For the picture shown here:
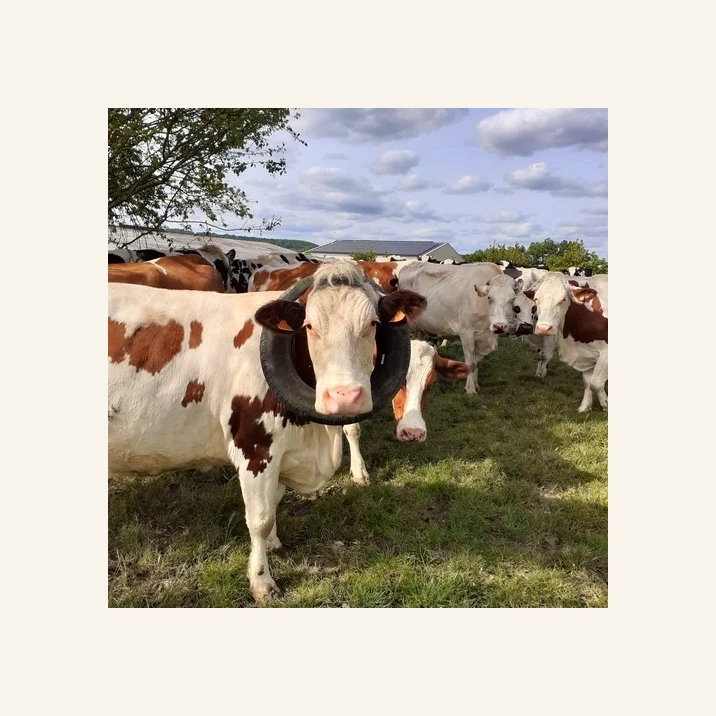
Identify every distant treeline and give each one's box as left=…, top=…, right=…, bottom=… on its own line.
left=462, top=239, right=608, bottom=273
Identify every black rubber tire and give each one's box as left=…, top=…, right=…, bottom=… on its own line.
left=259, top=277, right=411, bottom=426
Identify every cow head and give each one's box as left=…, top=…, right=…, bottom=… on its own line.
left=392, top=341, right=469, bottom=442
left=513, top=291, right=538, bottom=335
left=475, top=275, right=524, bottom=334
left=256, top=262, right=427, bottom=418
left=526, top=273, right=599, bottom=335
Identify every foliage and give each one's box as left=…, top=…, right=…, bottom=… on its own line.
left=109, top=339, right=607, bottom=608
left=463, top=239, right=607, bottom=273
left=226, top=236, right=317, bottom=252
left=351, top=250, right=377, bottom=261
left=108, top=108, right=304, bottom=246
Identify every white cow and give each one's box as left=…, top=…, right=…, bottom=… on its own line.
left=397, top=262, right=502, bottom=393
left=527, top=272, right=608, bottom=411
left=475, top=273, right=524, bottom=335
left=108, top=262, right=426, bottom=601
left=342, top=341, right=469, bottom=482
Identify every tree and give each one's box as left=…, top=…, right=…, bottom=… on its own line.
left=351, top=250, right=377, bottom=261
left=108, top=108, right=303, bottom=247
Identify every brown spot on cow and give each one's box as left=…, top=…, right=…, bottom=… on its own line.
left=233, top=319, right=255, bottom=348
left=563, top=302, right=608, bottom=343
left=108, top=318, right=127, bottom=363
left=256, top=262, right=320, bottom=292
left=358, top=261, right=399, bottom=293
left=392, top=384, right=408, bottom=421
left=181, top=380, right=205, bottom=407
left=126, top=320, right=185, bottom=374
left=229, top=389, right=310, bottom=477
left=189, top=321, right=203, bottom=348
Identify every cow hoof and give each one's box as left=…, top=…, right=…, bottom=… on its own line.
left=350, top=471, right=370, bottom=486
left=465, top=386, right=477, bottom=395
left=252, top=578, right=282, bottom=602
left=577, top=405, right=591, bottom=413
left=267, top=534, right=283, bottom=551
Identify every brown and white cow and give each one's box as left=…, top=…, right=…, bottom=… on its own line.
left=526, top=272, right=608, bottom=411
left=108, top=262, right=426, bottom=601
left=108, top=245, right=237, bottom=292
left=397, top=261, right=503, bottom=393
left=108, top=253, right=226, bottom=292
left=248, top=262, right=469, bottom=481
left=343, top=341, right=469, bottom=483
left=249, top=259, right=405, bottom=295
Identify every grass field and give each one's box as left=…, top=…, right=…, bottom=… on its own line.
left=108, top=337, right=608, bottom=608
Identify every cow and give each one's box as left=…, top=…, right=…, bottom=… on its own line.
left=525, top=272, right=608, bottom=411
left=512, top=291, right=558, bottom=378
left=247, top=262, right=469, bottom=481
left=108, top=245, right=237, bottom=292
left=396, top=262, right=503, bottom=393
left=343, top=340, right=470, bottom=483
left=108, top=253, right=226, bottom=292
left=230, top=251, right=323, bottom=293
left=250, top=259, right=409, bottom=295
left=108, top=261, right=427, bottom=601
left=562, top=266, right=594, bottom=277
left=474, top=273, right=525, bottom=335
left=497, top=261, right=547, bottom=288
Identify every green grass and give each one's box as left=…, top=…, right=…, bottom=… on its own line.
left=108, top=338, right=607, bottom=608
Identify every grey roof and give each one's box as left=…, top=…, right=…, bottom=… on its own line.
left=309, top=240, right=443, bottom=257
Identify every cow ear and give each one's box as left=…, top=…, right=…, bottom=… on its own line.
left=225, top=249, right=236, bottom=262
left=475, top=284, right=489, bottom=297
left=571, top=287, right=597, bottom=304
left=433, top=354, right=471, bottom=380
left=377, top=289, right=427, bottom=326
left=254, top=300, right=306, bottom=334
left=514, top=278, right=524, bottom=294
left=523, top=289, right=536, bottom=300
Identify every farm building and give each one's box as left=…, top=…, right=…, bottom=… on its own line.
left=308, top=240, right=463, bottom=262
left=108, top=224, right=295, bottom=260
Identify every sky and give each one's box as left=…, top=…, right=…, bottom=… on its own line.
left=223, top=109, right=608, bottom=258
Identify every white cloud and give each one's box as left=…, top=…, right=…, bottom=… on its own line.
left=478, top=108, right=608, bottom=156
left=475, top=210, right=532, bottom=224
left=370, top=149, right=420, bottom=175
left=443, top=175, right=493, bottom=195
left=554, top=214, right=608, bottom=239
left=268, top=166, right=447, bottom=224
left=504, top=162, right=607, bottom=198
left=395, top=173, right=443, bottom=191
left=580, top=205, right=608, bottom=215
left=295, top=108, right=468, bottom=144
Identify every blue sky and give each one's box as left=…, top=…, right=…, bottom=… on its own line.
left=231, top=109, right=607, bottom=258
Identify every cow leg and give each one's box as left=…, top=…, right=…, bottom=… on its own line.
left=439, top=339, right=448, bottom=348
left=238, top=465, right=283, bottom=602
left=267, top=483, right=286, bottom=551
left=460, top=333, right=478, bottom=394
left=577, top=369, right=595, bottom=413
left=343, top=423, right=370, bottom=485
left=536, top=335, right=557, bottom=378
left=590, top=350, right=608, bottom=412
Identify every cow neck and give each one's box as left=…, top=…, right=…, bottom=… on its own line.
left=563, top=302, right=608, bottom=343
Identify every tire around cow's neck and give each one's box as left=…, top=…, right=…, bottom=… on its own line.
left=259, top=276, right=411, bottom=426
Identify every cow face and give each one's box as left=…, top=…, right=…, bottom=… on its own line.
left=256, top=263, right=426, bottom=417
left=527, top=273, right=598, bottom=335
left=513, top=291, right=537, bottom=335
left=393, top=342, right=469, bottom=442
left=475, top=275, right=524, bottom=334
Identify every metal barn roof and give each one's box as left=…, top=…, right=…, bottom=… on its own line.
left=309, top=240, right=444, bottom=257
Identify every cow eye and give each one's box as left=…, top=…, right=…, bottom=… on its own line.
left=514, top=306, right=521, bottom=313
left=304, top=323, right=313, bottom=331
left=370, top=320, right=377, bottom=327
